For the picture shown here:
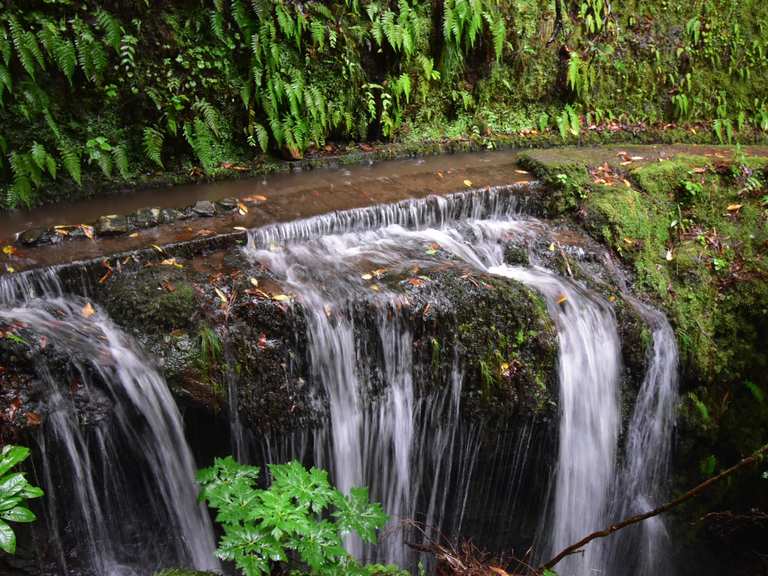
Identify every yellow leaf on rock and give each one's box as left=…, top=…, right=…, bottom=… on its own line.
left=463, top=179, right=472, bottom=187
left=80, top=224, right=94, bottom=239
left=150, top=244, right=165, bottom=254
left=726, top=203, right=743, bottom=212
left=237, top=202, right=249, bottom=215
left=161, top=258, right=183, bottom=269
left=214, top=287, right=228, bottom=304
left=81, top=302, right=95, bottom=318
left=556, top=294, right=567, bottom=305
left=272, top=294, right=291, bottom=302
left=2, top=245, right=16, bottom=256
left=249, top=277, right=259, bottom=287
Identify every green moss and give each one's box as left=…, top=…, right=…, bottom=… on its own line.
left=152, top=283, right=197, bottom=330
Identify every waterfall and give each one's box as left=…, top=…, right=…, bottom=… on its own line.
left=489, top=266, right=621, bottom=575
left=244, top=194, right=625, bottom=572
left=609, top=302, right=679, bottom=576
left=0, top=185, right=679, bottom=575
left=0, top=276, right=218, bottom=575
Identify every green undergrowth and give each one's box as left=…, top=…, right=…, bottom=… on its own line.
left=521, top=147, right=768, bottom=483
left=2, top=0, right=768, bottom=209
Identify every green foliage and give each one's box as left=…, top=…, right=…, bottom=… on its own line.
left=0, top=445, right=44, bottom=555
left=143, top=127, right=165, bottom=168
left=1, top=1, right=768, bottom=206
left=197, top=325, right=223, bottom=381
left=198, top=458, right=396, bottom=576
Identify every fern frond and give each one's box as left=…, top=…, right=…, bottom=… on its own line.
left=0, top=64, right=12, bottom=95
left=184, top=118, right=216, bottom=173
left=95, top=9, right=122, bottom=51
left=491, top=17, right=505, bottom=61
left=0, top=25, right=11, bottom=66
left=254, top=122, right=269, bottom=152
left=96, top=153, right=112, bottom=178
left=231, top=0, right=252, bottom=31
left=567, top=53, right=582, bottom=92
left=24, top=30, right=46, bottom=70
left=112, top=143, right=130, bottom=179
left=53, top=38, right=77, bottom=82
left=311, top=3, right=334, bottom=21
left=193, top=99, right=222, bottom=138
left=210, top=10, right=227, bottom=43
left=310, top=21, right=325, bottom=49
left=58, top=140, right=81, bottom=185
left=8, top=16, right=38, bottom=79
left=30, top=142, right=48, bottom=171
left=143, top=126, right=165, bottom=168
left=89, top=42, right=108, bottom=77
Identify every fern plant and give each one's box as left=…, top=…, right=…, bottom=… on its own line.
left=198, top=457, right=395, bottom=576
left=143, top=126, right=165, bottom=168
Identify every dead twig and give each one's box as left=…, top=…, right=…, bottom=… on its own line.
left=540, top=442, right=768, bottom=572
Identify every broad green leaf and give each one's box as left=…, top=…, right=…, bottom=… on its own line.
left=1, top=506, right=36, bottom=523
left=0, top=520, right=15, bottom=554
left=0, top=446, right=29, bottom=477
left=0, top=474, right=27, bottom=498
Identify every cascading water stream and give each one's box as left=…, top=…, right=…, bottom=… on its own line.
left=488, top=266, right=621, bottom=575
left=243, top=191, right=627, bottom=572
left=608, top=300, right=679, bottom=576
left=0, top=185, right=679, bottom=575
left=0, top=275, right=219, bottom=575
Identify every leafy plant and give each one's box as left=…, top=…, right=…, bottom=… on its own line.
left=198, top=457, right=394, bottom=576
left=0, top=445, right=44, bottom=555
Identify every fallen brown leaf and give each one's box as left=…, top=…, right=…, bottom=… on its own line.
left=81, top=302, right=96, bottom=318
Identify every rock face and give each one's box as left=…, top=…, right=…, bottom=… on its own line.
left=0, top=236, right=567, bottom=441
left=88, top=245, right=559, bottom=434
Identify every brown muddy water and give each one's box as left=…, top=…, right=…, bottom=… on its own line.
left=0, top=149, right=533, bottom=271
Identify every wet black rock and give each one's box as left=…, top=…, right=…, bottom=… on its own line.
left=96, top=214, right=130, bottom=236
left=160, top=208, right=182, bottom=224
left=17, top=228, right=52, bottom=247
left=134, top=207, right=161, bottom=228
left=216, top=197, right=239, bottom=212
left=192, top=200, right=216, bottom=217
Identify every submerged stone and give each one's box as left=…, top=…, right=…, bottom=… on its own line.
left=134, top=207, right=162, bottom=228
left=96, top=214, right=130, bottom=236
left=160, top=208, right=183, bottom=224
left=17, top=227, right=52, bottom=246
left=192, top=200, right=216, bottom=217
left=215, top=197, right=239, bottom=211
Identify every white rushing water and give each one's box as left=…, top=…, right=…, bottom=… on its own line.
left=0, top=276, right=218, bottom=575
left=0, top=185, right=679, bottom=575
left=245, top=193, right=629, bottom=573
left=490, top=265, right=621, bottom=574
left=609, top=300, right=679, bottom=576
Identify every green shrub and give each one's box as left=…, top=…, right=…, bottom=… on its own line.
left=197, top=457, right=403, bottom=576
left=0, top=445, right=43, bottom=555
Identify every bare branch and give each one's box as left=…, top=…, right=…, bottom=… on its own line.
left=540, top=442, right=768, bottom=572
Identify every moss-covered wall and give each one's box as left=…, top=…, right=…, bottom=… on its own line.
left=519, top=145, right=768, bottom=573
